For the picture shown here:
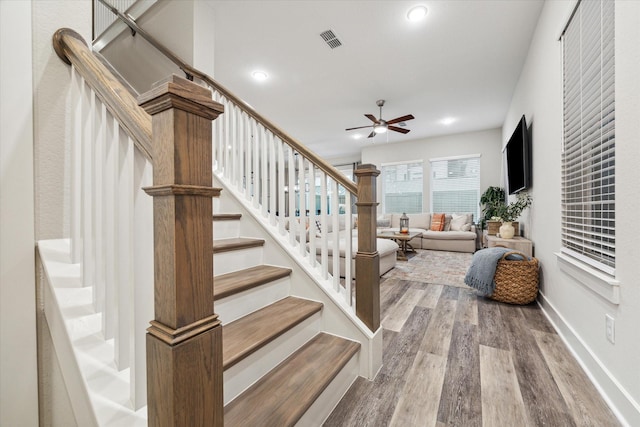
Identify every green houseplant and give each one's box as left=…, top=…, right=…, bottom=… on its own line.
left=492, top=192, right=532, bottom=238
left=479, top=186, right=506, bottom=229
left=494, top=192, right=532, bottom=223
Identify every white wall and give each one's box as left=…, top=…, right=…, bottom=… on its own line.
left=0, top=0, right=91, bottom=424
left=361, top=128, right=503, bottom=215
left=33, top=0, right=92, bottom=240
left=0, top=1, right=38, bottom=425
left=503, top=1, right=640, bottom=425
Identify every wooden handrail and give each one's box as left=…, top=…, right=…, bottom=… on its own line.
left=95, top=0, right=357, bottom=195
left=53, top=28, right=153, bottom=161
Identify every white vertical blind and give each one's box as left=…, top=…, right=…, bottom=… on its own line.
left=430, top=156, right=480, bottom=219
left=381, top=161, right=423, bottom=214
left=561, top=0, right=615, bottom=274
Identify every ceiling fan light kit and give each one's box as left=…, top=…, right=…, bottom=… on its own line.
left=346, top=99, right=414, bottom=138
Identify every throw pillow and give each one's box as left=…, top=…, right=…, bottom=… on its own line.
left=430, top=213, right=445, bottom=231
left=377, top=218, right=391, bottom=228
left=450, top=214, right=467, bottom=231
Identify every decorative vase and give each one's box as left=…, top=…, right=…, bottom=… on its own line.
left=499, top=222, right=515, bottom=239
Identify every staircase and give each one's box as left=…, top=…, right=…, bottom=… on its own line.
left=212, top=196, right=361, bottom=424
left=44, top=25, right=382, bottom=426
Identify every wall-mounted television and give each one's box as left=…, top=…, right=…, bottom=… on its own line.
left=505, top=115, right=531, bottom=195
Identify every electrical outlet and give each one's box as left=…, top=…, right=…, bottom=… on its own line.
left=606, top=314, right=615, bottom=344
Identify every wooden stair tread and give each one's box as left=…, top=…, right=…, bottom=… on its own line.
left=224, top=333, right=360, bottom=426
left=214, top=265, right=292, bottom=300
left=213, top=213, right=241, bottom=221
left=213, top=237, right=264, bottom=253
left=223, top=296, right=322, bottom=369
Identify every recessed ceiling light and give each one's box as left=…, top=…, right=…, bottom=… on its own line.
left=251, top=70, right=268, bottom=81
left=407, top=5, right=428, bottom=22
left=352, top=134, right=363, bottom=140
left=440, top=117, right=456, bottom=125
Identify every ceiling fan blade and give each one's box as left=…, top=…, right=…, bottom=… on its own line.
left=367, top=131, right=375, bottom=138
left=345, top=125, right=373, bottom=131
left=365, top=114, right=378, bottom=123
left=388, top=125, right=410, bottom=134
left=387, top=114, right=415, bottom=125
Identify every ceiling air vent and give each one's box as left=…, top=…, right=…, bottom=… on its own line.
left=320, top=29, right=342, bottom=49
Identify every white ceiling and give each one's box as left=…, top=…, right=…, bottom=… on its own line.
left=210, top=0, right=544, bottom=160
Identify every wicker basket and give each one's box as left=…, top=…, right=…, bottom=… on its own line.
left=490, top=251, right=539, bottom=304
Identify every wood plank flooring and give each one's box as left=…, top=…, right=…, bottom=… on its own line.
left=324, top=253, right=620, bottom=427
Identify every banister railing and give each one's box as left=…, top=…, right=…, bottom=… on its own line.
left=54, top=28, right=152, bottom=160
left=54, top=28, right=224, bottom=425
left=96, top=1, right=380, bottom=332
left=95, top=0, right=355, bottom=195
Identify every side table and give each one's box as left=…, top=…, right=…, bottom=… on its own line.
left=485, top=235, right=533, bottom=258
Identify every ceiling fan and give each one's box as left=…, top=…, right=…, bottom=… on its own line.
left=345, top=99, right=415, bottom=138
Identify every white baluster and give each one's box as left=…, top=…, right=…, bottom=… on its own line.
left=277, top=140, right=285, bottom=234
left=252, top=121, right=260, bottom=209
left=261, top=126, right=268, bottom=217
left=297, top=155, right=306, bottom=255
left=344, top=191, right=353, bottom=306
left=132, top=151, right=153, bottom=409
left=308, top=163, right=317, bottom=267
left=114, top=131, right=133, bottom=371
left=331, top=180, right=340, bottom=291
left=102, top=112, right=118, bottom=340
left=93, top=100, right=105, bottom=314
left=320, top=173, right=328, bottom=279
left=243, top=113, right=251, bottom=201
left=70, top=67, right=82, bottom=263
left=224, top=99, right=231, bottom=180
left=82, top=83, right=94, bottom=288
left=287, top=148, right=296, bottom=247
left=269, top=135, right=277, bottom=225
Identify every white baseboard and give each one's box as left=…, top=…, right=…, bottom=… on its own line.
left=537, top=292, right=640, bottom=427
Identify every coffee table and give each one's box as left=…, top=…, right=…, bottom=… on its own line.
left=377, top=230, right=422, bottom=261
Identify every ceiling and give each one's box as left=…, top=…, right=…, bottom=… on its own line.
left=210, top=0, right=544, bottom=160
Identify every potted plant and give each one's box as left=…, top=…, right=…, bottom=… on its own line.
left=479, top=186, right=506, bottom=231
left=494, top=192, right=532, bottom=238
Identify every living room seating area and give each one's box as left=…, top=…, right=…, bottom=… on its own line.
left=377, top=212, right=477, bottom=253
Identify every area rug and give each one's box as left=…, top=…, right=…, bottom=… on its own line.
left=382, top=249, right=473, bottom=289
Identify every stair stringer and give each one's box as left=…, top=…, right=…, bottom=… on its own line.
left=213, top=174, right=383, bottom=380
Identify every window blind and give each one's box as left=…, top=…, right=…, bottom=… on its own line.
left=561, top=0, right=615, bottom=274
left=381, top=162, right=423, bottom=214
left=430, top=156, right=480, bottom=220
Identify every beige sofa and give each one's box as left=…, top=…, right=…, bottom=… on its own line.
left=314, top=229, right=399, bottom=278
left=377, top=212, right=477, bottom=253
left=287, top=215, right=399, bottom=278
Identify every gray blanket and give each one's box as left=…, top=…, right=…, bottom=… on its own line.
left=464, top=247, right=526, bottom=296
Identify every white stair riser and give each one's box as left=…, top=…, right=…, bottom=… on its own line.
left=216, top=276, right=290, bottom=325
left=213, top=246, right=263, bottom=276
left=295, top=348, right=360, bottom=427
left=223, top=313, right=321, bottom=405
left=213, top=220, right=240, bottom=240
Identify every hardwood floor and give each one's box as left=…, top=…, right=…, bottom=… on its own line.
left=324, top=257, right=619, bottom=427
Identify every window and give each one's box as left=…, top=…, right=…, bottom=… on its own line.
left=381, top=161, right=423, bottom=214
left=430, top=155, right=480, bottom=220
left=561, top=0, right=615, bottom=274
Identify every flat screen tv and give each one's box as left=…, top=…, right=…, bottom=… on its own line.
left=505, top=115, right=531, bottom=195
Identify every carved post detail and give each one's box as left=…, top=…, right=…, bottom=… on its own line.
left=354, top=164, right=381, bottom=332
left=139, top=75, right=224, bottom=426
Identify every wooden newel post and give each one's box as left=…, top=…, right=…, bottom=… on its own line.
left=354, top=164, right=381, bottom=332
left=139, top=75, right=224, bottom=426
